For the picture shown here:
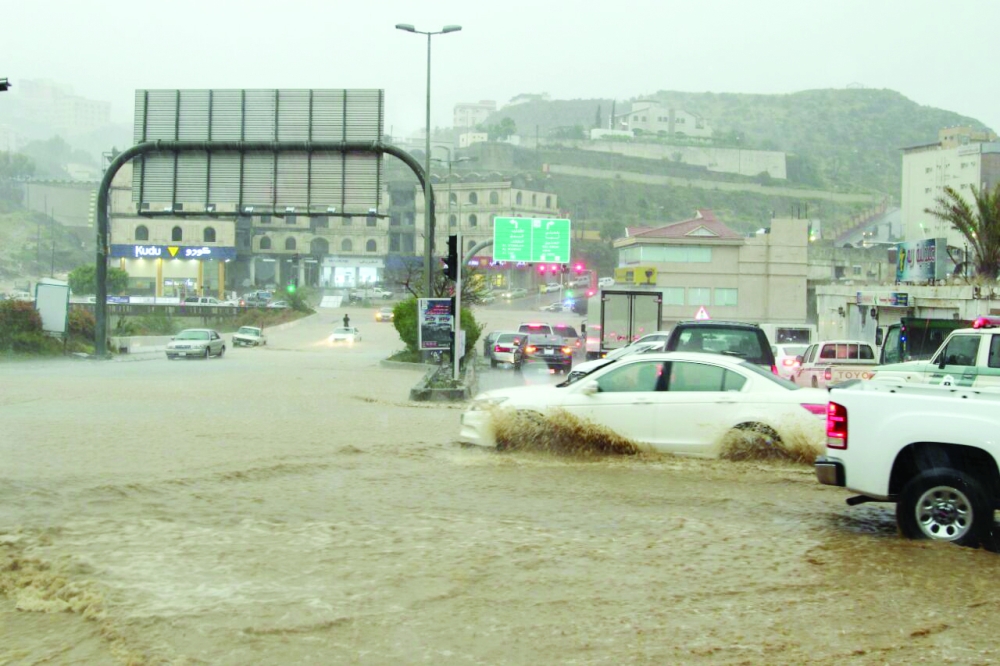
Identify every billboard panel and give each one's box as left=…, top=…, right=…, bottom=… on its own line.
left=418, top=298, right=453, bottom=351
left=132, top=89, right=384, bottom=215
left=896, top=238, right=949, bottom=282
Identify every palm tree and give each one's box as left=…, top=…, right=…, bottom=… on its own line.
left=925, top=184, right=1000, bottom=279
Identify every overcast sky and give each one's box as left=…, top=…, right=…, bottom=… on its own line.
left=5, top=0, right=999, bottom=136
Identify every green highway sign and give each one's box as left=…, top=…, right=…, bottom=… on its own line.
left=493, top=217, right=572, bottom=263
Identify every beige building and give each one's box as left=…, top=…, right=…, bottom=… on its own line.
left=614, top=210, right=808, bottom=326
left=458, top=132, right=488, bottom=148
left=415, top=177, right=559, bottom=256
left=453, top=101, right=496, bottom=129
left=901, top=126, right=1000, bottom=247
left=108, top=163, right=238, bottom=298
left=617, top=101, right=713, bottom=139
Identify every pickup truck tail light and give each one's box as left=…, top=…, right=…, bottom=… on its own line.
left=782, top=358, right=797, bottom=366
left=525, top=345, right=537, bottom=354
left=824, top=368, right=832, bottom=382
left=826, top=402, right=848, bottom=449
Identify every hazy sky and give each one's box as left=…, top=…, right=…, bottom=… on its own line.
left=5, top=0, right=999, bottom=136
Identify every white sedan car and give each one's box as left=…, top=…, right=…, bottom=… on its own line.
left=460, top=352, right=827, bottom=457
left=328, top=326, right=362, bottom=344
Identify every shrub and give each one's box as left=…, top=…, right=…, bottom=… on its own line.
left=68, top=308, right=95, bottom=339
left=0, top=300, right=60, bottom=354
left=391, top=296, right=482, bottom=359
left=133, top=311, right=178, bottom=336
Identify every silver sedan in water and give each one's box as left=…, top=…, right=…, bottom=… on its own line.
left=165, top=329, right=226, bottom=359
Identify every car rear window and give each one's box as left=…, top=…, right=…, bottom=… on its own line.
left=671, top=327, right=771, bottom=366
left=497, top=334, right=525, bottom=345
left=553, top=325, right=578, bottom=338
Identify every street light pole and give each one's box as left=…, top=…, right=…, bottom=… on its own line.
left=396, top=23, right=462, bottom=297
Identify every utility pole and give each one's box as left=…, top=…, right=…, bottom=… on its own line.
left=50, top=208, right=56, bottom=277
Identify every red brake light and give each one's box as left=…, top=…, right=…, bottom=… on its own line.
left=771, top=365, right=778, bottom=375
left=826, top=402, right=847, bottom=449
left=801, top=403, right=826, bottom=416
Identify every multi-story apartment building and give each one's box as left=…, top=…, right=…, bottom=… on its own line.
left=453, top=101, right=497, bottom=129
left=901, top=126, right=1000, bottom=247
left=615, top=101, right=713, bottom=139
left=415, top=175, right=559, bottom=257
left=614, top=210, right=808, bottom=326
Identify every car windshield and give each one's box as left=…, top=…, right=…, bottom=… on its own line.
left=674, top=328, right=769, bottom=365
left=738, top=361, right=800, bottom=389
left=177, top=330, right=209, bottom=340
left=237, top=327, right=259, bottom=336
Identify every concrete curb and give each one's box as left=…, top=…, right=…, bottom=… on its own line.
left=379, top=358, right=439, bottom=372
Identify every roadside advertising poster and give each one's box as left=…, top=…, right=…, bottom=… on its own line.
left=418, top=298, right=453, bottom=351
left=896, top=238, right=949, bottom=282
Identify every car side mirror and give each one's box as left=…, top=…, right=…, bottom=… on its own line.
left=580, top=381, right=599, bottom=396
left=795, top=355, right=803, bottom=364
left=875, top=329, right=884, bottom=347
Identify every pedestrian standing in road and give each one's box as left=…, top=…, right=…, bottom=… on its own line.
left=343, top=313, right=350, bottom=328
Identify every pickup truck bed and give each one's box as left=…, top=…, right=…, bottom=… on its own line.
left=817, top=381, right=1000, bottom=549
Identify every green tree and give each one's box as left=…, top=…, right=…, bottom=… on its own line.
left=68, top=265, right=129, bottom=295
left=925, top=184, right=1000, bottom=279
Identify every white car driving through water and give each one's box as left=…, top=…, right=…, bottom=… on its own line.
left=460, top=352, right=827, bottom=456
left=328, top=326, right=362, bottom=344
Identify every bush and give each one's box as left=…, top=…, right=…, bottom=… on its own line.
left=67, top=265, right=129, bottom=295
left=133, top=311, right=179, bottom=336
left=391, top=296, right=482, bottom=359
left=68, top=308, right=95, bottom=339
left=0, top=300, right=60, bottom=354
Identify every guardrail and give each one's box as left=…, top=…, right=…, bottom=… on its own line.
left=72, top=303, right=251, bottom=317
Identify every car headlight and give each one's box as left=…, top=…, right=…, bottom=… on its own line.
left=470, top=396, right=509, bottom=411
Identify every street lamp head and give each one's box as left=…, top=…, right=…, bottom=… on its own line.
left=395, top=23, right=416, bottom=32
left=0, top=78, right=10, bottom=92
left=441, top=25, right=462, bottom=33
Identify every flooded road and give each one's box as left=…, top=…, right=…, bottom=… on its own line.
left=3, top=306, right=1000, bottom=664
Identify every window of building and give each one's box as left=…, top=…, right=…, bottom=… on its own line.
left=171, top=226, right=183, bottom=242
left=688, top=288, right=711, bottom=305
left=342, top=216, right=352, bottom=226
left=545, top=195, right=552, bottom=208
left=389, top=233, right=401, bottom=252
left=516, top=192, right=523, bottom=205
left=390, top=214, right=400, bottom=227
left=135, top=225, right=149, bottom=241
left=924, top=187, right=932, bottom=193
left=925, top=167, right=932, bottom=174
left=641, top=116, right=647, bottom=122
left=468, top=192, right=478, bottom=205
left=467, top=240, right=476, bottom=251
left=285, top=237, right=296, bottom=251
left=532, top=194, right=537, bottom=206
left=632, top=115, right=638, bottom=121
left=449, top=192, right=458, bottom=205
left=469, top=214, right=478, bottom=227
left=677, top=117, right=685, bottom=124
left=489, top=191, right=499, bottom=205
left=638, top=246, right=712, bottom=263
left=852, top=265, right=863, bottom=276
left=405, top=213, right=414, bottom=226
left=714, top=288, right=738, bottom=306
left=449, top=214, right=457, bottom=227
left=259, top=236, right=272, bottom=250
left=662, top=287, right=684, bottom=305
left=285, top=214, right=296, bottom=225
left=366, top=239, right=376, bottom=253
left=341, top=238, right=352, bottom=252
left=259, top=215, right=272, bottom=224
left=203, top=227, right=216, bottom=243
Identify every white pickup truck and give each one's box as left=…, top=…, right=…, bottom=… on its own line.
left=793, top=340, right=879, bottom=388
left=816, top=381, right=1000, bottom=548
left=871, top=317, right=1000, bottom=389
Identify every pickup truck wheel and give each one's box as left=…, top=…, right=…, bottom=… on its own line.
left=896, top=470, right=992, bottom=547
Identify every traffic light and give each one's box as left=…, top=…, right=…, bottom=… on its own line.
left=286, top=280, right=297, bottom=295
left=443, top=235, right=459, bottom=281
left=574, top=263, right=584, bottom=274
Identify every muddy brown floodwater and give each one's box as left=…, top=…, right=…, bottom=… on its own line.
left=3, top=307, right=1000, bottom=664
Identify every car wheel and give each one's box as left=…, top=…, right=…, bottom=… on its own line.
left=218, top=345, right=225, bottom=358
left=896, top=469, right=993, bottom=548
left=203, top=347, right=210, bottom=359
left=726, top=423, right=781, bottom=459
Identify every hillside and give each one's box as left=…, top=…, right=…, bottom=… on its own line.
left=0, top=201, right=93, bottom=284
left=485, top=89, right=988, bottom=195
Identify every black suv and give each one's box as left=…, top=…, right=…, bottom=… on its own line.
left=665, top=321, right=777, bottom=374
